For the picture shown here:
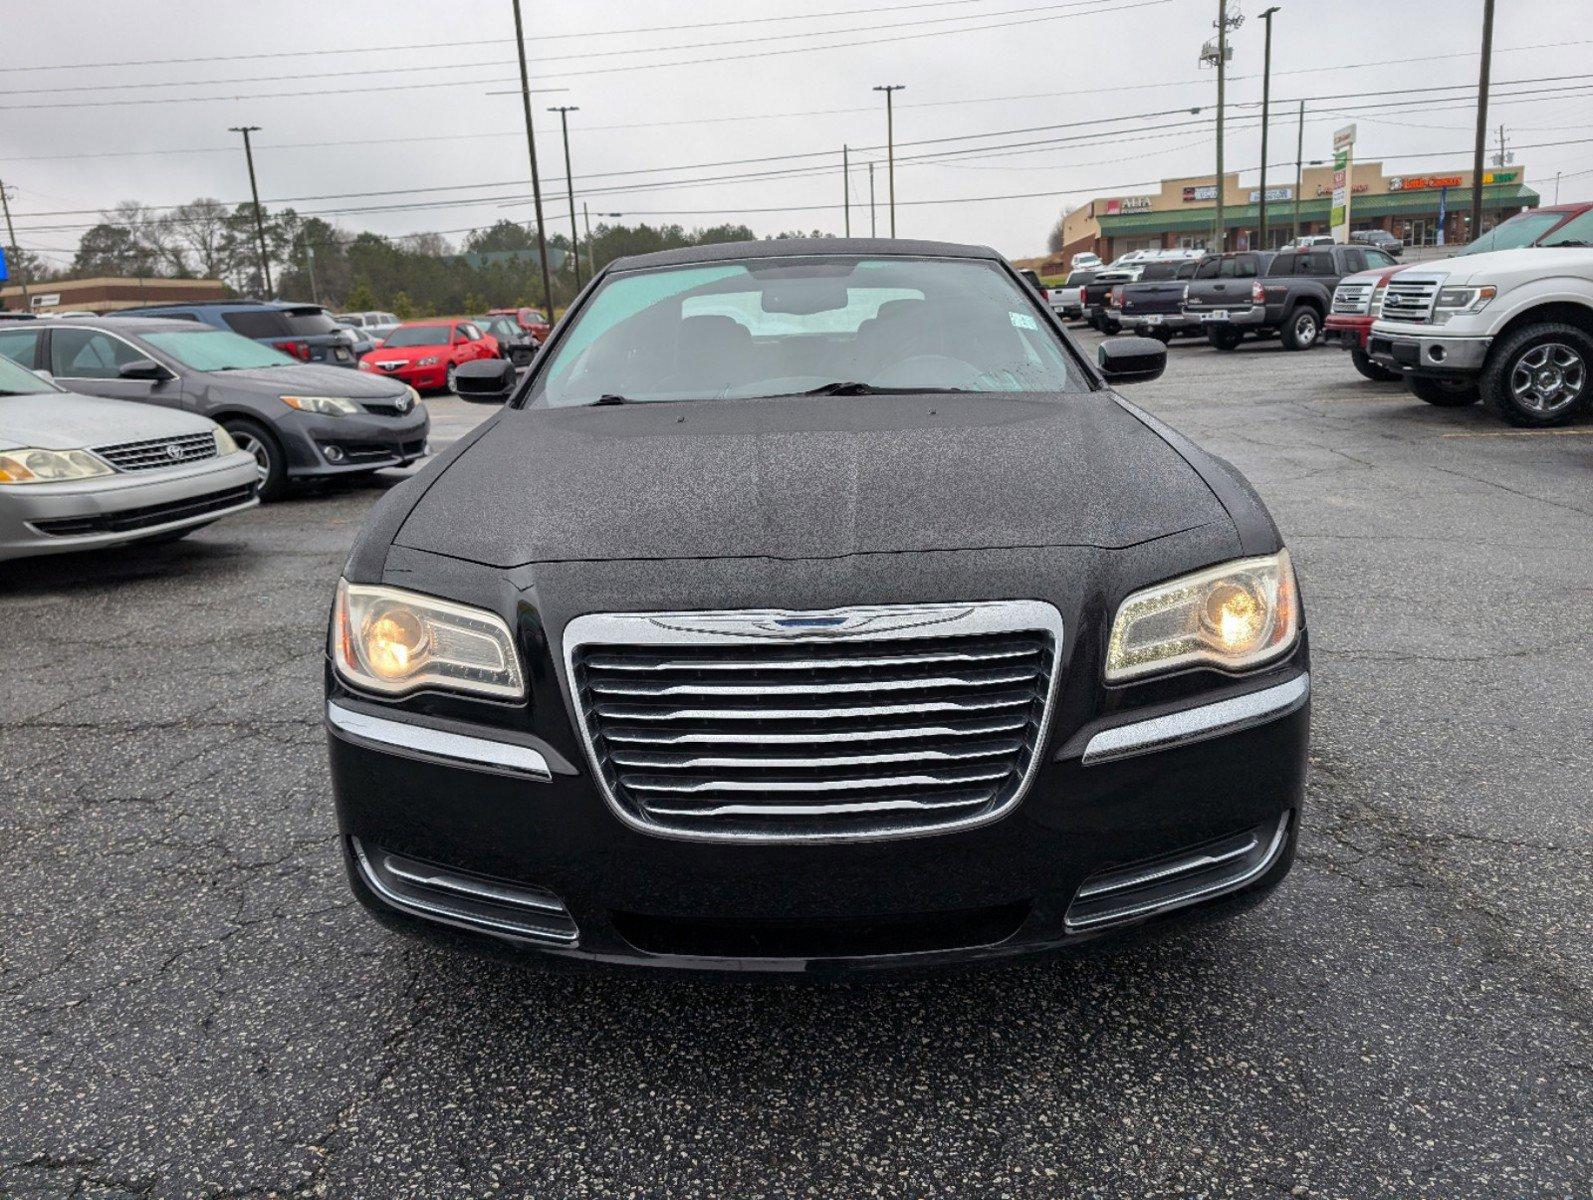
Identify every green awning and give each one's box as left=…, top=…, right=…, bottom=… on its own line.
left=1096, top=183, right=1538, bottom=234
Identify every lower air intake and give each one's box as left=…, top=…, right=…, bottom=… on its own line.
left=1065, top=812, right=1291, bottom=931
left=352, top=839, right=578, bottom=946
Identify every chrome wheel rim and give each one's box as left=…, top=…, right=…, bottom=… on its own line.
left=231, top=429, right=271, bottom=483
left=1296, top=312, right=1318, bottom=343
left=446, top=364, right=458, bottom=393
left=1510, top=342, right=1585, bottom=414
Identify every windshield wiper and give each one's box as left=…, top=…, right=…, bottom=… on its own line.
left=590, top=393, right=631, bottom=405
left=791, top=381, right=974, bottom=396
left=1543, top=239, right=1592, bottom=247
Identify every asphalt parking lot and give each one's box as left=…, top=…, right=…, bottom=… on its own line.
left=3, top=337, right=1588, bottom=1199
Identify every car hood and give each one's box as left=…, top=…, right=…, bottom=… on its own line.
left=1407, top=246, right=1593, bottom=283
left=0, top=391, right=215, bottom=452
left=393, top=393, right=1231, bottom=567
left=210, top=363, right=411, bottom=398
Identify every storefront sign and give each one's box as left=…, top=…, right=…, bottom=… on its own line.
left=1330, top=125, right=1356, bottom=243
left=1105, top=195, right=1153, bottom=214
left=1388, top=175, right=1463, bottom=192
left=1181, top=184, right=1219, bottom=202
left=1482, top=169, right=1519, bottom=185
left=1247, top=186, right=1293, bottom=203
left=1315, top=182, right=1369, bottom=197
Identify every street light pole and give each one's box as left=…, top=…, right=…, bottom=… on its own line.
left=549, top=104, right=581, bottom=289
left=0, top=181, right=29, bottom=307
left=228, top=125, right=272, bottom=298
left=1470, top=0, right=1496, bottom=244
left=583, top=202, right=593, bottom=279
left=1257, top=6, right=1281, bottom=252
left=1214, top=0, right=1226, bottom=253
left=843, top=144, right=851, bottom=237
left=512, top=0, right=555, bottom=315
left=1292, top=99, right=1305, bottom=240
left=873, top=85, right=905, bottom=236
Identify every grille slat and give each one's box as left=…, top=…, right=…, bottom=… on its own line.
left=93, top=431, right=218, bottom=472
left=1381, top=278, right=1439, bottom=324
left=566, top=603, right=1063, bottom=842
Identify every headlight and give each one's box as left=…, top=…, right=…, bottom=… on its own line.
left=1370, top=280, right=1388, bottom=317
left=417, top=355, right=440, bottom=367
left=0, top=447, right=115, bottom=485
left=1430, top=284, right=1496, bottom=325
left=280, top=394, right=361, bottom=416
left=404, top=386, right=421, bottom=409
left=331, top=580, right=525, bottom=700
left=214, top=427, right=240, bottom=455
left=1105, top=550, right=1299, bottom=682
left=358, top=361, right=375, bottom=372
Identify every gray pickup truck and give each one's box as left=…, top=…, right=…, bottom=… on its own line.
left=1185, top=245, right=1397, bottom=351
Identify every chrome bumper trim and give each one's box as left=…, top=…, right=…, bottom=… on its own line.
left=326, top=702, right=552, bottom=781
left=1081, top=674, right=1309, bottom=766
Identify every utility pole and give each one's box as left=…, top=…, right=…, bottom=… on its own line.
left=549, top=104, right=581, bottom=289
left=1554, top=171, right=1562, bottom=204
left=512, top=0, right=555, bottom=315
left=1292, top=99, right=1305, bottom=240
left=303, top=238, right=319, bottom=305
left=1257, top=7, right=1280, bottom=252
left=869, top=162, right=877, bottom=236
left=1469, top=0, right=1495, bottom=245
left=843, top=144, right=851, bottom=237
left=1199, top=2, right=1241, bottom=253
left=0, top=181, right=29, bottom=307
left=583, top=202, right=593, bottom=279
left=873, top=85, right=905, bottom=236
left=228, top=125, right=272, bottom=298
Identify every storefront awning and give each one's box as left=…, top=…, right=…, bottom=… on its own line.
left=1096, top=183, right=1539, bottom=235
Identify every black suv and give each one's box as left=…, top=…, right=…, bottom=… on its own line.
left=1185, top=245, right=1394, bottom=350
left=118, top=300, right=359, bottom=369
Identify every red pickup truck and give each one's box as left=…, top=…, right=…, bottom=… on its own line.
left=1324, top=265, right=1405, bottom=381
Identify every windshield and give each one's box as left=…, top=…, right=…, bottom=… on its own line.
left=0, top=351, right=59, bottom=395
left=383, top=324, right=452, bottom=348
left=528, top=256, right=1087, bottom=406
left=140, top=329, right=296, bottom=371
left=1460, top=210, right=1564, bottom=255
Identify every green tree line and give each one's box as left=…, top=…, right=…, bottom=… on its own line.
left=6, top=198, right=834, bottom=316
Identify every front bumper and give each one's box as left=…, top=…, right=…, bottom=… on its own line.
left=364, top=362, right=450, bottom=392
left=0, top=452, right=259, bottom=559
left=327, top=657, right=1309, bottom=975
left=278, top=406, right=431, bottom=479
left=1322, top=315, right=1372, bottom=350
left=1186, top=303, right=1267, bottom=328
left=1366, top=327, right=1493, bottom=377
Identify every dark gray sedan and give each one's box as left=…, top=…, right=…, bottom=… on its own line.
left=0, top=318, right=430, bottom=501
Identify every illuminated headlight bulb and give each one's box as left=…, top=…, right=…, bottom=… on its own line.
left=1204, top=581, right=1266, bottom=652
left=363, top=607, right=429, bottom=680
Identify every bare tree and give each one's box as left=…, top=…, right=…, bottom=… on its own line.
left=165, top=198, right=237, bottom=281
left=398, top=231, right=454, bottom=257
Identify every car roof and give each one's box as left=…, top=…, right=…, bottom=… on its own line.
left=53, top=316, right=205, bottom=334
left=117, top=299, right=321, bottom=314
left=607, top=236, right=1001, bottom=273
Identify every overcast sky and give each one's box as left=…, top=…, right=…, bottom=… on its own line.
left=3, top=0, right=1589, bottom=268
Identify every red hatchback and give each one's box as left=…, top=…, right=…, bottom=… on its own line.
left=359, top=319, right=500, bottom=393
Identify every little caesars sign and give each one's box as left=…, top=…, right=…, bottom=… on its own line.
left=1330, top=124, right=1357, bottom=243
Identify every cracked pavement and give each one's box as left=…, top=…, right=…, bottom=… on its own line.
left=2, top=341, right=1588, bottom=1198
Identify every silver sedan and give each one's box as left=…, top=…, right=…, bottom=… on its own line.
left=0, top=353, right=259, bottom=560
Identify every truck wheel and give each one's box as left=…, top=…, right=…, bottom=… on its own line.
left=1351, top=349, right=1402, bottom=382
left=1207, top=326, right=1243, bottom=351
left=1280, top=306, right=1322, bottom=351
left=1479, top=323, right=1593, bottom=427
left=1408, top=377, right=1480, bottom=407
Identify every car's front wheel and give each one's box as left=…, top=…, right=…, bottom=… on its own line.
left=224, top=418, right=288, bottom=502
left=1207, top=326, right=1243, bottom=351
left=1408, top=377, right=1480, bottom=407
left=1280, top=306, right=1322, bottom=351
left=1480, top=323, right=1593, bottom=426
left=1351, top=348, right=1402, bottom=382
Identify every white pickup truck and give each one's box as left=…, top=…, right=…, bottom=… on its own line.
left=1367, top=241, right=1593, bottom=426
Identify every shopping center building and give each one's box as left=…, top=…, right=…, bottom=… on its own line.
left=1032, top=162, right=1536, bottom=273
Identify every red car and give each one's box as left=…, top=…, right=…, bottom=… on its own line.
left=1324, top=265, right=1406, bottom=381
left=359, top=319, right=499, bottom=393
left=488, top=306, right=552, bottom=344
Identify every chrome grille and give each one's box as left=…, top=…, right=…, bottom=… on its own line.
left=1380, top=278, right=1439, bottom=324
left=1331, top=282, right=1372, bottom=315
left=93, top=431, right=217, bottom=472
left=564, top=602, right=1063, bottom=843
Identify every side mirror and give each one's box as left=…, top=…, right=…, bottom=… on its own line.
left=1097, top=336, right=1166, bottom=386
left=118, top=358, right=173, bottom=382
left=454, top=357, right=517, bottom=403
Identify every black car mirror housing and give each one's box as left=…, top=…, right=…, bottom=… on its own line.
left=454, top=358, right=517, bottom=402
left=118, top=358, right=174, bottom=382
left=1097, top=337, right=1167, bottom=385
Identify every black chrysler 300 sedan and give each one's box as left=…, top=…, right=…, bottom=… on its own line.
left=325, top=238, right=1308, bottom=974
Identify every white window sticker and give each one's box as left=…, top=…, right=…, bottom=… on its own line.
left=1009, top=311, right=1039, bottom=330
